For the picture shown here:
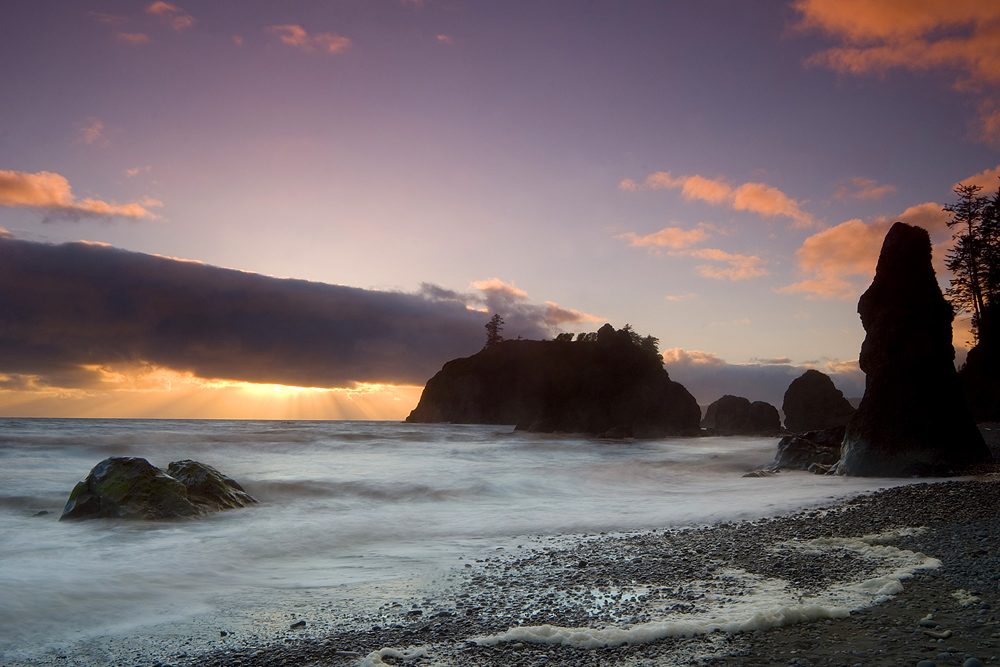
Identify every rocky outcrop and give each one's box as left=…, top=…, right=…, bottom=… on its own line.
left=701, top=395, right=780, bottom=435
left=769, top=426, right=845, bottom=474
left=781, top=370, right=855, bottom=433
left=837, top=222, right=992, bottom=476
left=406, top=324, right=701, bottom=437
left=60, top=457, right=256, bottom=521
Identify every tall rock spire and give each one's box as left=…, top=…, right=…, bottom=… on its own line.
left=837, top=222, right=991, bottom=476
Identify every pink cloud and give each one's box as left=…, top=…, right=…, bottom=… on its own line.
left=957, top=165, right=1000, bottom=192
left=834, top=176, right=897, bottom=201
left=116, top=32, right=150, bottom=45
left=0, top=170, right=161, bottom=221
left=685, top=247, right=770, bottom=281
left=145, top=2, right=195, bottom=30
left=268, top=25, right=351, bottom=55
left=78, top=118, right=105, bottom=145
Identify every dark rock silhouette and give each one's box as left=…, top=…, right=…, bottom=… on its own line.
left=782, top=369, right=856, bottom=433
left=701, top=395, right=780, bottom=435
left=837, top=222, right=992, bottom=476
left=769, top=426, right=846, bottom=474
left=406, top=324, right=701, bottom=437
left=959, top=306, right=1000, bottom=421
left=60, top=457, right=256, bottom=521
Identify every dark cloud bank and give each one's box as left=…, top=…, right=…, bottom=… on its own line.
left=0, top=236, right=572, bottom=391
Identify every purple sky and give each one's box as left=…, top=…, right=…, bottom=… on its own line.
left=1, top=0, right=998, bottom=418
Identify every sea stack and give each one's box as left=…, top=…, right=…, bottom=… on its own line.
left=781, top=370, right=855, bottom=433
left=837, top=222, right=991, bottom=476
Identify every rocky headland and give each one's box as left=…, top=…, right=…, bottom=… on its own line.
left=406, top=323, right=702, bottom=437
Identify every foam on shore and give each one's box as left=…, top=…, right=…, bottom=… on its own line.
left=471, top=529, right=940, bottom=649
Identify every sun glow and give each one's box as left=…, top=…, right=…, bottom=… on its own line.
left=0, top=365, right=424, bottom=420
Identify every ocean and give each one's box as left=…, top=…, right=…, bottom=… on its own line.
left=0, top=418, right=926, bottom=665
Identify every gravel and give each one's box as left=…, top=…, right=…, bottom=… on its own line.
left=159, top=471, right=1000, bottom=667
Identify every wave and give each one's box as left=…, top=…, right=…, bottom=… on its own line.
left=243, top=479, right=492, bottom=503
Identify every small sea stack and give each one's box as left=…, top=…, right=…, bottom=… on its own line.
left=781, top=370, right=855, bottom=433
left=837, top=222, right=991, bottom=476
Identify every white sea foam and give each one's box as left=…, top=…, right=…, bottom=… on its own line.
left=474, top=529, right=940, bottom=649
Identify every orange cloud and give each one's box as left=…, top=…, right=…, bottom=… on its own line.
left=623, top=170, right=813, bottom=227
left=146, top=2, right=195, bottom=30
left=436, top=34, right=453, bottom=45
left=268, top=25, right=351, bottom=54
left=779, top=202, right=950, bottom=299
left=834, top=176, right=897, bottom=201
left=665, top=293, right=697, bottom=302
left=731, top=182, right=812, bottom=228
left=957, top=165, right=1000, bottom=192
left=116, top=32, right=150, bottom=45
left=685, top=247, right=769, bottom=281
left=0, top=170, right=161, bottom=221
left=795, top=0, right=1000, bottom=145
left=616, top=222, right=712, bottom=250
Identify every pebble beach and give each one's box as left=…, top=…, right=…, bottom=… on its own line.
left=169, top=468, right=1000, bottom=667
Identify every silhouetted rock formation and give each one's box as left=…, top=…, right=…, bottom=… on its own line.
left=60, top=457, right=256, bottom=521
left=959, top=306, right=1000, bottom=421
left=782, top=370, right=855, bottom=433
left=768, top=426, right=846, bottom=474
left=406, top=324, right=701, bottom=437
left=701, top=395, right=780, bottom=435
left=837, top=222, right=991, bottom=476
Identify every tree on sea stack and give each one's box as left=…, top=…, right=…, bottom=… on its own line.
left=484, top=313, right=504, bottom=349
left=836, top=222, right=991, bottom=476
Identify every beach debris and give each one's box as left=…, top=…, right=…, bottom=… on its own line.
left=59, top=456, right=256, bottom=521
left=952, top=588, right=980, bottom=607
left=921, top=628, right=953, bottom=640
left=290, top=620, right=306, bottom=629
left=836, top=222, right=992, bottom=476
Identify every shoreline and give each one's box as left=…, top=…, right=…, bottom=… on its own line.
left=172, top=474, right=1000, bottom=667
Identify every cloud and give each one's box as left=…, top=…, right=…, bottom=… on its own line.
left=0, top=170, right=161, bottom=221
left=665, top=293, right=697, bottom=302
left=78, top=118, right=105, bottom=145
left=116, top=32, right=150, bottom=45
left=125, top=165, right=151, bottom=178
left=0, top=237, right=595, bottom=392
left=465, top=278, right=601, bottom=331
left=616, top=222, right=712, bottom=250
left=779, top=202, right=950, bottom=299
left=623, top=170, right=813, bottom=227
left=268, top=25, right=351, bottom=55
left=616, top=222, right=768, bottom=281
left=662, top=347, right=865, bottom=406
left=834, top=176, right=897, bottom=201
left=145, top=2, right=195, bottom=30
left=686, top=248, right=769, bottom=281
left=957, top=165, right=1000, bottom=192
left=436, top=34, right=453, bottom=45
left=794, top=0, right=1000, bottom=145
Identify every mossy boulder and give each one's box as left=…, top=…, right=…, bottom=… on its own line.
left=60, top=457, right=256, bottom=521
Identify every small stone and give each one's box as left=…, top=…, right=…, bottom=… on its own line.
left=965, top=659, right=984, bottom=667
left=916, top=660, right=937, bottom=667
left=290, top=620, right=306, bottom=629
left=219, top=631, right=227, bottom=637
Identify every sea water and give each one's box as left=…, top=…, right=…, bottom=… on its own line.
left=0, top=418, right=922, bottom=663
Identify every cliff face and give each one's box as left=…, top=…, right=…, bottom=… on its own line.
left=405, top=325, right=701, bottom=437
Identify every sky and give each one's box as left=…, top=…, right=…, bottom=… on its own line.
left=2, top=0, right=1000, bottom=419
